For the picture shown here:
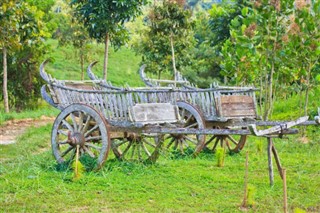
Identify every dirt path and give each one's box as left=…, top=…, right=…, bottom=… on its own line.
left=0, top=116, right=55, bottom=145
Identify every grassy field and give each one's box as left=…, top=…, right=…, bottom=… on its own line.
left=0, top=123, right=319, bottom=212
left=44, top=39, right=144, bottom=87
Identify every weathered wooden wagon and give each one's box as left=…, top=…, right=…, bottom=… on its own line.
left=40, top=60, right=317, bottom=172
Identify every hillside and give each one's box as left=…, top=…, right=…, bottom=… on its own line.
left=44, top=39, right=144, bottom=87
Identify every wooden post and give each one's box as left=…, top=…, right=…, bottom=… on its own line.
left=267, top=137, right=274, bottom=186
left=272, top=145, right=283, bottom=179
left=283, top=168, right=288, bottom=213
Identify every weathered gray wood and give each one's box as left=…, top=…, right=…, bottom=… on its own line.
left=129, top=103, right=179, bottom=124
left=267, top=137, right=274, bottom=186
left=249, top=116, right=309, bottom=136
left=272, top=144, right=283, bottom=179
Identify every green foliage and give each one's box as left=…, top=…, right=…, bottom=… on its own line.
left=246, top=184, right=256, bottom=207
left=72, top=157, right=85, bottom=181
left=184, top=1, right=245, bottom=87
left=294, top=207, right=307, bottom=213
left=216, top=147, right=225, bottom=167
left=70, top=0, right=147, bottom=48
left=133, top=1, right=194, bottom=79
left=0, top=1, right=52, bottom=110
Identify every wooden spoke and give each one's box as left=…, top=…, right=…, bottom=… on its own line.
left=173, top=140, right=178, bottom=150
left=179, top=139, right=184, bottom=154
left=77, top=111, right=84, bottom=132
left=185, top=122, right=198, bottom=129
left=85, top=136, right=102, bottom=142
left=141, top=142, right=151, bottom=157
left=81, top=115, right=91, bottom=134
left=61, top=146, right=74, bottom=157
left=181, top=138, right=189, bottom=148
left=85, top=143, right=102, bottom=151
left=70, top=112, right=78, bottom=131
left=58, top=139, right=69, bottom=145
left=142, top=138, right=157, bottom=148
left=83, top=146, right=96, bottom=158
left=58, top=130, right=69, bottom=136
left=112, top=140, right=129, bottom=148
left=213, top=137, right=220, bottom=150
left=205, top=135, right=216, bottom=146
left=137, top=143, right=142, bottom=161
left=62, top=119, right=73, bottom=131
left=184, top=136, right=198, bottom=145
left=84, top=124, right=99, bottom=137
left=121, top=141, right=133, bottom=157
left=185, top=114, right=193, bottom=124
left=130, top=143, right=136, bottom=160
left=166, top=137, right=175, bottom=149
left=227, top=135, right=239, bottom=146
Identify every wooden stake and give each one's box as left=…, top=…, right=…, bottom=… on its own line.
left=242, top=151, right=249, bottom=207
left=283, top=168, right=288, bottom=213
left=267, top=137, right=274, bottom=186
left=272, top=145, right=283, bottom=179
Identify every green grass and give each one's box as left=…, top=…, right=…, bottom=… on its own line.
left=272, top=86, right=320, bottom=120
left=44, top=39, right=144, bottom=87
left=1, top=125, right=319, bottom=212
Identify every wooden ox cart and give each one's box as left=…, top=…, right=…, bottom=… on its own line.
left=40, top=60, right=316, bottom=172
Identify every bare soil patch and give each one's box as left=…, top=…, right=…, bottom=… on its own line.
left=0, top=116, right=55, bottom=145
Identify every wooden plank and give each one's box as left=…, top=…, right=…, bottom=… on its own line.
left=129, top=103, right=179, bottom=124
left=221, top=109, right=256, bottom=117
left=220, top=95, right=254, bottom=104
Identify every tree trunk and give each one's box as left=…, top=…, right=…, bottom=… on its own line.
left=80, top=49, right=84, bottom=81
left=170, top=33, right=177, bottom=87
left=103, top=32, right=109, bottom=80
left=2, top=47, right=9, bottom=113
left=264, top=60, right=274, bottom=121
left=259, top=73, right=263, bottom=116
left=304, top=64, right=312, bottom=116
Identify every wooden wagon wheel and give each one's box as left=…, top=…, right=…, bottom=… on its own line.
left=111, top=134, right=163, bottom=163
left=163, top=101, right=206, bottom=156
left=51, top=104, right=110, bottom=171
left=204, top=128, right=247, bottom=153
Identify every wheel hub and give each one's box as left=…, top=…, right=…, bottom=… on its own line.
left=68, top=131, right=86, bottom=147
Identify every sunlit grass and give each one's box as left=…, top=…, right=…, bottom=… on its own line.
left=44, top=39, right=144, bottom=87
left=1, top=124, right=319, bottom=212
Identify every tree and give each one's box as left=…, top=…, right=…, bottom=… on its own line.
left=71, top=0, right=147, bottom=80
left=0, top=0, right=22, bottom=112
left=53, top=1, right=92, bottom=80
left=133, top=0, right=194, bottom=82
left=219, top=0, right=289, bottom=120
left=183, top=1, right=246, bottom=87
left=287, top=0, right=320, bottom=116
left=0, top=1, right=51, bottom=111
